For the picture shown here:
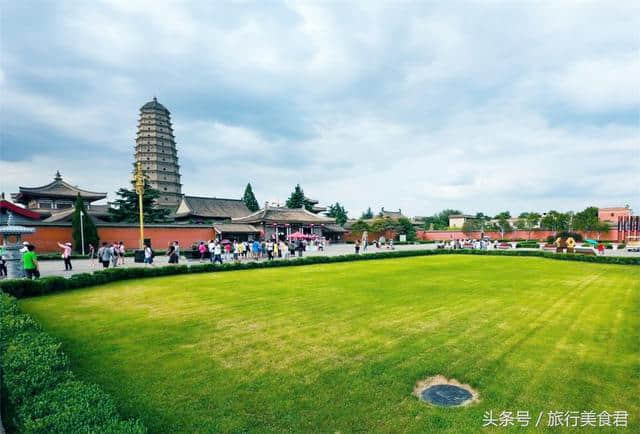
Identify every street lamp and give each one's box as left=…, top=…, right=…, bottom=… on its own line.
left=134, top=161, right=145, bottom=249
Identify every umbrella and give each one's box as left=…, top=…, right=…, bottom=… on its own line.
left=220, top=239, right=231, bottom=244
left=289, top=232, right=305, bottom=240
left=584, top=239, right=598, bottom=246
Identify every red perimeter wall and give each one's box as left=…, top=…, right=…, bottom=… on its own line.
left=22, top=225, right=215, bottom=253
left=415, top=229, right=620, bottom=242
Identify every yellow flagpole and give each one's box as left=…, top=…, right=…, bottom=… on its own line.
left=134, top=162, right=145, bottom=249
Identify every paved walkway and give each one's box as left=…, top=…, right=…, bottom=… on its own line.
left=32, top=243, right=438, bottom=278
left=4, top=243, right=635, bottom=279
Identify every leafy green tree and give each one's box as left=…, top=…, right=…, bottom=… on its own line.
left=71, top=194, right=99, bottom=254
left=573, top=207, right=610, bottom=239
left=108, top=181, right=170, bottom=223
left=462, top=219, right=482, bottom=232
left=285, top=184, right=314, bottom=211
left=350, top=219, right=370, bottom=232
left=361, top=207, right=374, bottom=219
left=396, top=217, right=416, bottom=241
left=494, top=211, right=511, bottom=220
left=242, top=183, right=260, bottom=212
left=433, top=209, right=462, bottom=230
left=370, top=217, right=398, bottom=232
left=540, top=210, right=570, bottom=232
left=327, top=202, right=348, bottom=226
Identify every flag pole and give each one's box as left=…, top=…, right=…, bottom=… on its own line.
left=80, top=210, right=85, bottom=255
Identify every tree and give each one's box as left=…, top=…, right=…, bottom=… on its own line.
left=462, top=219, right=482, bottom=233
left=327, top=202, right=348, bottom=226
left=397, top=217, right=416, bottom=241
left=71, top=194, right=99, bottom=254
left=495, top=218, right=513, bottom=239
left=494, top=211, right=511, bottom=220
left=370, top=217, right=398, bottom=232
left=540, top=210, right=570, bottom=232
left=573, top=206, right=610, bottom=239
left=108, top=181, right=170, bottom=223
left=285, top=184, right=314, bottom=211
left=242, top=183, right=260, bottom=212
left=350, top=219, right=370, bottom=232
left=361, top=207, right=374, bottom=219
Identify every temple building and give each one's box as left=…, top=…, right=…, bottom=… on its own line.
left=11, top=171, right=108, bottom=221
left=232, top=203, right=346, bottom=241
left=135, top=97, right=182, bottom=209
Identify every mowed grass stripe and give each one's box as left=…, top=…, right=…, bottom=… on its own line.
left=19, top=256, right=639, bottom=433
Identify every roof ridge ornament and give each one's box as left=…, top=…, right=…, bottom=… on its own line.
left=55, top=170, right=62, bottom=181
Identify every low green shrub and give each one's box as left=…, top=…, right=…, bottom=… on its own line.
left=17, top=380, right=145, bottom=434
left=0, top=294, right=146, bottom=433
left=516, top=241, right=540, bottom=248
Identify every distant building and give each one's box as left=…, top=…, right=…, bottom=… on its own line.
left=174, top=195, right=252, bottom=223
left=599, top=207, right=631, bottom=225
left=134, top=97, right=182, bottom=209
left=448, top=214, right=476, bottom=228
left=11, top=171, right=107, bottom=220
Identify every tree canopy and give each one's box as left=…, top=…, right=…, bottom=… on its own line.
left=108, top=181, right=170, bottom=223
left=71, top=194, right=99, bottom=254
left=327, top=202, right=348, bottom=226
left=396, top=216, right=416, bottom=241
left=242, top=183, right=260, bottom=212
left=540, top=210, right=571, bottom=232
left=361, top=207, right=374, bottom=219
left=573, top=207, right=609, bottom=236
left=285, top=184, right=314, bottom=211
left=421, top=209, right=462, bottom=230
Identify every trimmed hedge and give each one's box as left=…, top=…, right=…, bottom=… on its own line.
left=0, top=294, right=146, bottom=433
left=1, top=249, right=637, bottom=299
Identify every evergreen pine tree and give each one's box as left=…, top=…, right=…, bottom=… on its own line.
left=327, top=202, right=348, bottom=226
left=285, top=184, right=313, bottom=211
left=72, top=194, right=99, bottom=254
left=242, top=183, right=260, bottom=212
left=361, top=207, right=374, bottom=219
left=108, top=181, right=170, bottom=223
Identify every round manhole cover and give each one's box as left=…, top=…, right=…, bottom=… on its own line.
left=413, top=375, right=478, bottom=407
left=421, top=384, right=473, bottom=407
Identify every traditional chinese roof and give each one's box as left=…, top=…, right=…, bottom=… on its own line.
left=233, top=205, right=335, bottom=225
left=41, top=206, right=109, bottom=224
left=213, top=223, right=260, bottom=234
left=12, top=171, right=107, bottom=203
left=0, top=200, right=42, bottom=225
left=380, top=208, right=405, bottom=219
left=323, top=224, right=347, bottom=233
left=175, top=196, right=251, bottom=220
left=141, top=97, right=170, bottom=113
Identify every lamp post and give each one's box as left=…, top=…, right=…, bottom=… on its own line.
left=79, top=210, right=85, bottom=255
left=134, top=161, right=145, bottom=249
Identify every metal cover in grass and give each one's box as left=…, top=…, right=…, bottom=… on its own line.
left=420, top=384, right=473, bottom=407
left=413, top=375, right=479, bottom=407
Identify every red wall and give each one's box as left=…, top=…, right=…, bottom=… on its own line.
left=22, top=225, right=215, bottom=253
left=415, top=229, right=620, bottom=242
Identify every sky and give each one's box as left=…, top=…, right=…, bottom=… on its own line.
left=1, top=0, right=638, bottom=218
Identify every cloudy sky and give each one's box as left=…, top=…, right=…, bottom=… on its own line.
left=1, top=0, right=638, bottom=218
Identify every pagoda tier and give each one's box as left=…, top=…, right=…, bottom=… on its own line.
left=134, top=97, right=182, bottom=208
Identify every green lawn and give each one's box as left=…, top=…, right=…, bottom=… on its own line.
left=19, top=256, right=639, bottom=433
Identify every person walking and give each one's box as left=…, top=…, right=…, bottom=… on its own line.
left=198, top=241, right=207, bottom=262
left=355, top=240, right=361, bottom=254
left=597, top=242, right=605, bottom=255
left=213, top=243, right=222, bottom=264
left=88, top=243, right=96, bottom=267
left=0, top=250, right=7, bottom=278
left=173, top=241, right=181, bottom=264
left=97, top=242, right=112, bottom=268
left=144, top=242, right=154, bottom=266
left=22, top=244, right=40, bottom=279
left=118, top=241, right=126, bottom=265
left=110, top=243, right=119, bottom=268
left=57, top=241, right=73, bottom=271
left=208, top=239, right=215, bottom=263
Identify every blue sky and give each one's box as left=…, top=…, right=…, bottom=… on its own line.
left=1, top=0, right=638, bottom=218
